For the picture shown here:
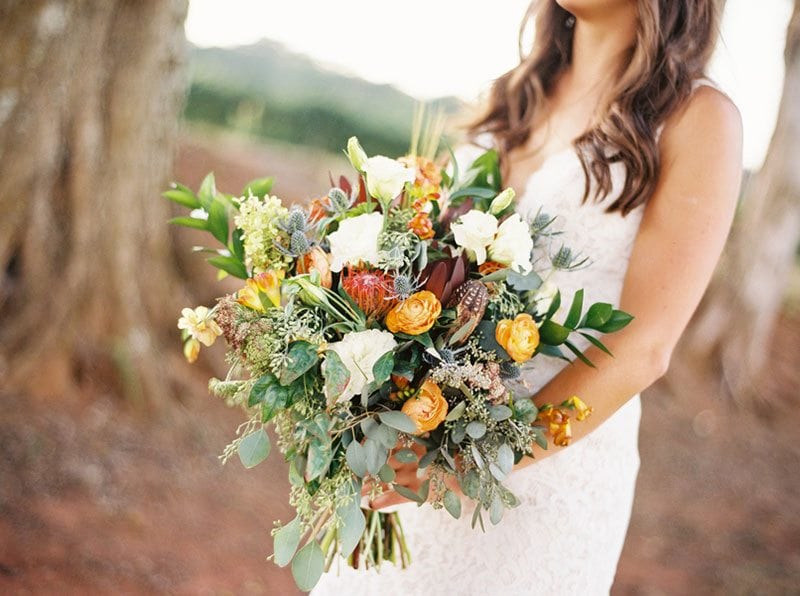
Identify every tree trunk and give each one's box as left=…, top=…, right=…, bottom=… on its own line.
left=0, top=0, right=190, bottom=406
left=680, top=0, right=800, bottom=404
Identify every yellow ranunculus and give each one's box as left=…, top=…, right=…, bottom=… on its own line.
left=237, top=269, right=284, bottom=311
left=401, top=379, right=448, bottom=434
left=564, top=395, right=593, bottom=421
left=495, top=313, right=540, bottom=363
left=385, top=290, right=441, bottom=335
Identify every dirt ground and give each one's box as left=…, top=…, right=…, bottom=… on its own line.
left=1, top=133, right=798, bottom=595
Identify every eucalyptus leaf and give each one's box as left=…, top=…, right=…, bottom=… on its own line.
left=306, top=438, right=332, bottom=480
left=489, top=462, right=507, bottom=482
left=489, top=405, right=513, bottom=421
left=418, top=448, right=438, bottom=469
left=345, top=440, right=367, bottom=478
left=336, top=497, right=366, bottom=557
left=363, top=438, right=385, bottom=475
left=281, top=341, right=319, bottom=385
left=375, top=424, right=399, bottom=450
left=513, top=398, right=538, bottom=424
left=237, top=428, right=270, bottom=469
left=466, top=421, right=487, bottom=439
left=443, top=489, right=462, bottom=519
left=451, top=421, right=467, bottom=444
left=378, top=464, right=396, bottom=483
left=273, top=516, right=301, bottom=567
left=497, top=443, right=514, bottom=475
left=291, top=541, right=324, bottom=592
left=507, top=268, right=543, bottom=292
left=445, top=401, right=467, bottom=422
left=378, top=411, right=418, bottom=434
left=392, top=483, right=424, bottom=503
left=393, top=448, right=418, bottom=464
left=489, top=494, right=504, bottom=525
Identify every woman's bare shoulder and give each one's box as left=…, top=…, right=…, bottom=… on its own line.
left=660, top=84, right=743, bottom=159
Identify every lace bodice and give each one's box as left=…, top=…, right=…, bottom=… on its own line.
left=311, top=80, right=721, bottom=594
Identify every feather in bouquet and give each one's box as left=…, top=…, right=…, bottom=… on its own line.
left=166, top=117, right=632, bottom=591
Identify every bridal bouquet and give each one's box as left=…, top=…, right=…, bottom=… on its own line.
left=166, top=128, right=631, bottom=591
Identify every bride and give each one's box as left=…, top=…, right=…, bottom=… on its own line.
left=313, top=0, right=742, bottom=593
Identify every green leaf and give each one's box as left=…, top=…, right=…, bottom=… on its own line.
left=582, top=303, right=613, bottom=329
left=323, top=350, right=350, bottom=403
left=538, top=320, right=571, bottom=346
left=168, top=216, right=208, bottom=231
left=597, top=310, right=634, bottom=333
left=489, top=405, right=513, bottom=421
left=392, top=483, right=424, bottom=503
left=371, top=351, right=395, bottom=387
left=162, top=187, right=200, bottom=209
left=306, top=438, right=332, bottom=481
left=489, top=494, right=504, bottom=525
left=513, top=398, right=538, bottom=424
left=374, top=424, right=399, bottom=450
left=248, top=373, right=277, bottom=407
left=281, top=341, right=319, bottom=385
left=578, top=332, right=613, bottom=356
left=564, top=340, right=596, bottom=368
left=378, top=411, right=417, bottom=434
left=238, top=428, right=270, bottom=469
left=207, top=255, right=248, bottom=279
left=363, top=438, right=385, bottom=475
left=378, top=464, right=396, bottom=483
left=536, top=343, right=570, bottom=361
left=546, top=290, right=562, bottom=319
left=393, top=448, right=418, bottom=464
left=564, top=289, right=584, bottom=329
left=243, top=176, right=275, bottom=199
left=443, top=489, right=462, bottom=519
left=197, top=172, right=217, bottom=210
left=507, top=269, right=543, bottom=292
left=466, top=421, right=486, bottom=439
left=230, top=227, right=245, bottom=263
left=273, top=516, right=301, bottom=567
left=445, top=401, right=467, bottom=422
left=448, top=186, right=499, bottom=202
left=475, top=320, right=510, bottom=359
left=395, top=332, right=433, bottom=349
left=291, top=541, right=324, bottom=592
left=496, top=443, right=514, bottom=475
left=262, top=385, right=289, bottom=423
left=345, top=440, right=367, bottom=478
left=207, top=199, right=229, bottom=245
left=336, top=497, right=366, bottom=558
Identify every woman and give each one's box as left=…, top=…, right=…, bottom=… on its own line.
left=313, top=0, right=742, bottom=593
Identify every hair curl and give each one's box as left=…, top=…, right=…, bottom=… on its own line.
left=468, top=0, right=721, bottom=215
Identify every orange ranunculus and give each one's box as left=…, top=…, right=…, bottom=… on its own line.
left=478, top=260, right=505, bottom=275
left=401, top=379, right=448, bottom=434
left=495, top=313, right=540, bottom=363
left=408, top=211, right=434, bottom=240
left=296, top=246, right=332, bottom=289
left=385, top=290, right=441, bottom=335
left=536, top=405, right=573, bottom=447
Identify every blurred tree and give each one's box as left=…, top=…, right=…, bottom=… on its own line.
left=0, top=0, right=189, bottom=405
left=683, top=0, right=800, bottom=403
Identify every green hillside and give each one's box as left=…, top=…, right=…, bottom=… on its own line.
left=185, top=40, right=462, bottom=156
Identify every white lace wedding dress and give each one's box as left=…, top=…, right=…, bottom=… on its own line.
left=312, top=80, right=716, bottom=595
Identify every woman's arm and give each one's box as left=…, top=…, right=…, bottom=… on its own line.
left=516, top=86, right=743, bottom=467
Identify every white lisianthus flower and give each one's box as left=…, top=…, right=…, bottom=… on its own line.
left=488, top=213, right=533, bottom=273
left=450, top=209, right=498, bottom=265
left=327, top=212, right=383, bottom=272
left=533, top=280, right=559, bottom=316
left=326, top=329, right=397, bottom=402
left=361, top=155, right=416, bottom=203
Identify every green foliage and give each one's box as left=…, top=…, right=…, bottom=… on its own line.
left=292, top=541, right=324, bottom=592
left=273, top=516, right=302, bottom=567
left=238, top=428, right=270, bottom=468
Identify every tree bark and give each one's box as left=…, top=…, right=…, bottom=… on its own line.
left=680, top=0, right=800, bottom=404
left=0, top=0, right=190, bottom=406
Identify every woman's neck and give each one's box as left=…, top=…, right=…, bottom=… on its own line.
left=568, top=6, right=638, bottom=92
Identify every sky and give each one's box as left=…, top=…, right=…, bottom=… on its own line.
left=186, top=0, right=793, bottom=170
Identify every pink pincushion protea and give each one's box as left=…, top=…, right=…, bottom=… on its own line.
left=341, top=266, right=396, bottom=319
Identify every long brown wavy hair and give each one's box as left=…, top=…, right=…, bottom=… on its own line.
left=468, top=0, right=721, bottom=215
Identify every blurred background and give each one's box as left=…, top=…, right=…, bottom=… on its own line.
left=0, top=0, right=798, bottom=594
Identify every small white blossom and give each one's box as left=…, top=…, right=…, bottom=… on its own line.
left=326, top=329, right=397, bottom=402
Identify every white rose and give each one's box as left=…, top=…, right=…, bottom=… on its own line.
left=450, top=209, right=498, bottom=265
left=488, top=213, right=533, bottom=273
left=327, top=212, right=383, bottom=272
left=361, top=155, right=416, bottom=203
left=326, top=329, right=397, bottom=402
left=533, top=280, right=559, bottom=316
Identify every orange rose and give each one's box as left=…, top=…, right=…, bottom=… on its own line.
left=495, top=313, right=540, bottom=363
left=401, top=379, right=448, bottom=434
left=296, top=246, right=332, bottom=289
left=385, top=290, right=441, bottom=335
